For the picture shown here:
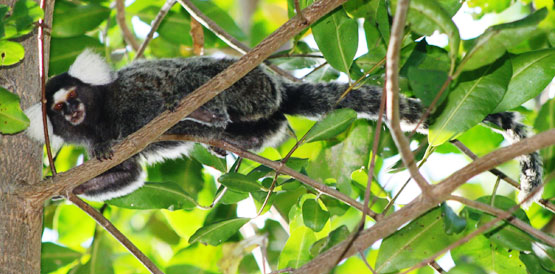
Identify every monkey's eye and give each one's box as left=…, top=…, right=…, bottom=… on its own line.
left=54, top=102, right=64, bottom=111
left=68, top=90, right=77, bottom=99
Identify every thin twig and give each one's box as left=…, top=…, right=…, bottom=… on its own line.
left=158, top=134, right=374, bottom=216
left=450, top=139, right=520, bottom=188
left=448, top=195, right=555, bottom=246
left=190, top=16, right=205, bottom=56
left=384, top=0, right=431, bottom=193
left=37, top=0, right=56, bottom=175
left=294, top=129, right=555, bottom=273
left=302, top=61, right=328, bottom=79
left=400, top=184, right=548, bottom=274
left=451, top=139, right=555, bottom=213
left=408, top=76, right=453, bottom=139
left=428, top=261, right=446, bottom=273
left=338, top=57, right=386, bottom=102
left=176, top=0, right=299, bottom=81
left=269, top=267, right=296, bottom=274
left=135, top=0, right=177, bottom=59
left=358, top=250, right=376, bottom=274
left=116, top=0, right=140, bottom=51
left=294, top=0, right=308, bottom=23
left=67, top=193, right=163, bottom=274
left=335, top=76, right=388, bottom=267
left=268, top=53, right=324, bottom=59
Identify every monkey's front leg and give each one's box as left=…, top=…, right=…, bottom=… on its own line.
left=73, top=157, right=144, bottom=201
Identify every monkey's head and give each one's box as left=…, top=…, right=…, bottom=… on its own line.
left=25, top=49, right=115, bottom=147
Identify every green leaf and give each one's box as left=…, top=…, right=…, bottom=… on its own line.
left=312, top=7, right=358, bottom=74
left=460, top=8, right=547, bottom=72
left=189, top=218, right=249, bottom=245
left=473, top=196, right=534, bottom=252
left=278, top=226, right=317, bottom=269
left=493, top=48, right=555, bottom=112
left=3, top=0, right=43, bottom=39
left=49, top=36, right=104, bottom=75
left=41, top=242, right=81, bottom=274
left=51, top=1, right=110, bottom=37
left=304, top=108, right=357, bottom=143
left=451, top=235, right=527, bottom=274
left=0, top=6, right=7, bottom=39
left=190, top=143, right=227, bottom=172
left=54, top=204, right=96, bottom=250
left=136, top=7, right=192, bottom=46
left=106, top=182, right=197, bottom=210
left=218, top=173, right=262, bottom=193
left=343, top=0, right=378, bottom=18
left=72, top=233, right=115, bottom=274
left=468, top=0, right=512, bottom=14
left=375, top=207, right=463, bottom=273
left=408, top=68, right=449, bottom=106
left=447, top=262, right=487, bottom=274
left=435, top=124, right=504, bottom=156
left=535, top=98, right=555, bottom=173
left=402, top=42, right=451, bottom=106
left=376, top=0, right=389, bottom=46
left=441, top=203, right=466, bottom=235
left=400, top=0, right=460, bottom=69
left=520, top=251, right=555, bottom=274
left=330, top=120, right=373, bottom=195
left=0, top=87, right=29, bottom=134
left=310, top=225, right=350, bottom=256
left=429, top=57, right=512, bottom=146
left=192, top=0, right=246, bottom=42
left=167, top=244, right=222, bottom=273
left=0, top=40, right=24, bottom=66
left=302, top=199, right=330, bottom=232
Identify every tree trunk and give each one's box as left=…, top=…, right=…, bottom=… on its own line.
left=0, top=0, right=54, bottom=273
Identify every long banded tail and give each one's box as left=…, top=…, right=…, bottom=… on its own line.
left=281, top=82, right=542, bottom=206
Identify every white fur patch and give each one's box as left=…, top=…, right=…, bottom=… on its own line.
left=80, top=171, right=147, bottom=201
left=24, top=103, right=64, bottom=151
left=53, top=88, right=71, bottom=105
left=68, top=49, right=114, bottom=85
left=261, top=122, right=288, bottom=149
left=139, top=142, right=194, bottom=165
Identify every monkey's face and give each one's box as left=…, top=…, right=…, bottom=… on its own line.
left=50, top=87, right=86, bottom=126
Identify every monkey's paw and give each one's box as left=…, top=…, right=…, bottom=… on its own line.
left=208, top=146, right=228, bottom=157
left=92, top=142, right=114, bottom=160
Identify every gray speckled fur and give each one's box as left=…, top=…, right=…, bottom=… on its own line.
left=40, top=55, right=542, bottom=202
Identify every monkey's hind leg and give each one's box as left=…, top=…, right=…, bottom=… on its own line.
left=73, top=157, right=145, bottom=201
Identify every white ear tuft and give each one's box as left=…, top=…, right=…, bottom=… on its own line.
left=68, top=49, right=115, bottom=85
left=24, top=103, right=64, bottom=151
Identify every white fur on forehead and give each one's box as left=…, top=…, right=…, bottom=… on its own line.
left=24, top=103, right=64, bottom=151
left=68, top=49, right=115, bottom=85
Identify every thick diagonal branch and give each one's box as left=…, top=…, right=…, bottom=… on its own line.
left=24, top=0, right=348, bottom=202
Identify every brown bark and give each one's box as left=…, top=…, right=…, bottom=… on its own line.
left=0, top=0, right=54, bottom=273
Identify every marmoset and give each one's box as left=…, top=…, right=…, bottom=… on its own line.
left=25, top=50, right=542, bottom=204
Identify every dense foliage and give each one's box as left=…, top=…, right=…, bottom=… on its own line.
left=1, top=0, right=554, bottom=273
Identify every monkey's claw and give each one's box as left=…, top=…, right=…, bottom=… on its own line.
left=93, top=142, right=114, bottom=161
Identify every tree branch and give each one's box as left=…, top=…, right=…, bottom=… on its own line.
left=135, top=0, right=177, bottom=59
left=449, top=195, right=555, bottom=246
left=158, top=135, right=373, bottom=216
left=384, top=0, right=431, bottom=194
left=293, top=129, right=555, bottom=274
left=451, top=139, right=555, bottom=213
left=24, top=0, right=349, bottom=202
left=67, top=193, right=163, bottom=274
left=115, top=0, right=140, bottom=51
left=176, top=0, right=298, bottom=81
left=401, top=184, right=547, bottom=274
